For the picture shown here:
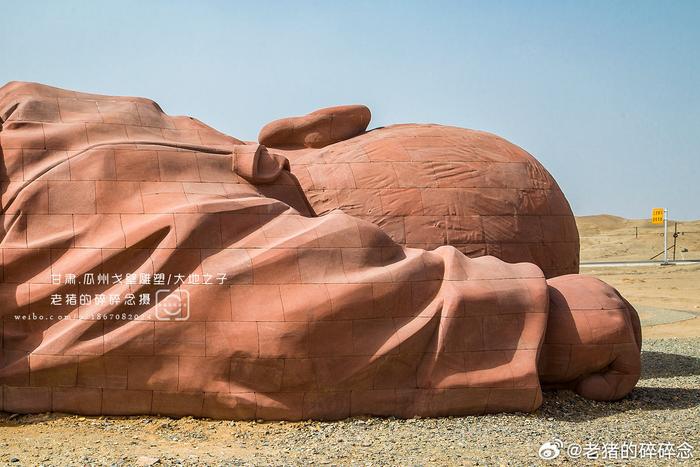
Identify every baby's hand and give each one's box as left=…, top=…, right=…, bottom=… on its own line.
left=258, top=105, right=371, bottom=149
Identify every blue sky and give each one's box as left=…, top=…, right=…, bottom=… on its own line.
left=2, top=0, right=698, bottom=219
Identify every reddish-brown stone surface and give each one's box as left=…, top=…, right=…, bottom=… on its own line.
left=0, top=82, right=639, bottom=419
left=262, top=111, right=579, bottom=278
left=259, top=105, right=371, bottom=150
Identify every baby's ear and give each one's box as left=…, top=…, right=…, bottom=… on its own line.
left=258, top=105, right=371, bottom=149
left=233, top=143, right=289, bottom=184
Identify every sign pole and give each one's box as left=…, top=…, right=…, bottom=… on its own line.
left=663, top=208, right=668, bottom=264
left=651, top=207, right=667, bottom=264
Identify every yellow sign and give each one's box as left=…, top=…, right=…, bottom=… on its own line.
left=652, top=208, right=664, bottom=224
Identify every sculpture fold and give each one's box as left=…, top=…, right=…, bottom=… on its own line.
left=0, top=82, right=640, bottom=419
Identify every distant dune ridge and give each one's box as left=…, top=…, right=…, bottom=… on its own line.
left=576, top=214, right=700, bottom=262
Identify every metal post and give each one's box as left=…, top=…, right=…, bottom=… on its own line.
left=673, top=222, right=678, bottom=261
left=663, top=208, right=668, bottom=264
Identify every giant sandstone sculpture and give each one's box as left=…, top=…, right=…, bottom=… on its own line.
left=0, top=82, right=640, bottom=419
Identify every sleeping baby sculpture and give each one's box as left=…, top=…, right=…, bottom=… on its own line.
left=0, top=82, right=640, bottom=419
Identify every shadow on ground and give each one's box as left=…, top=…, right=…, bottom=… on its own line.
left=641, top=351, right=700, bottom=379
left=0, top=412, right=69, bottom=427
left=539, top=386, right=700, bottom=422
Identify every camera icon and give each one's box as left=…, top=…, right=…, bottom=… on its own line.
left=155, top=289, right=190, bottom=321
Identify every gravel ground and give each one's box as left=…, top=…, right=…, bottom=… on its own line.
left=0, top=338, right=698, bottom=466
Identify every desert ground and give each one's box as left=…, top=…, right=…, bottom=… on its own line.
left=577, top=214, right=700, bottom=262
left=1, top=215, right=698, bottom=466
